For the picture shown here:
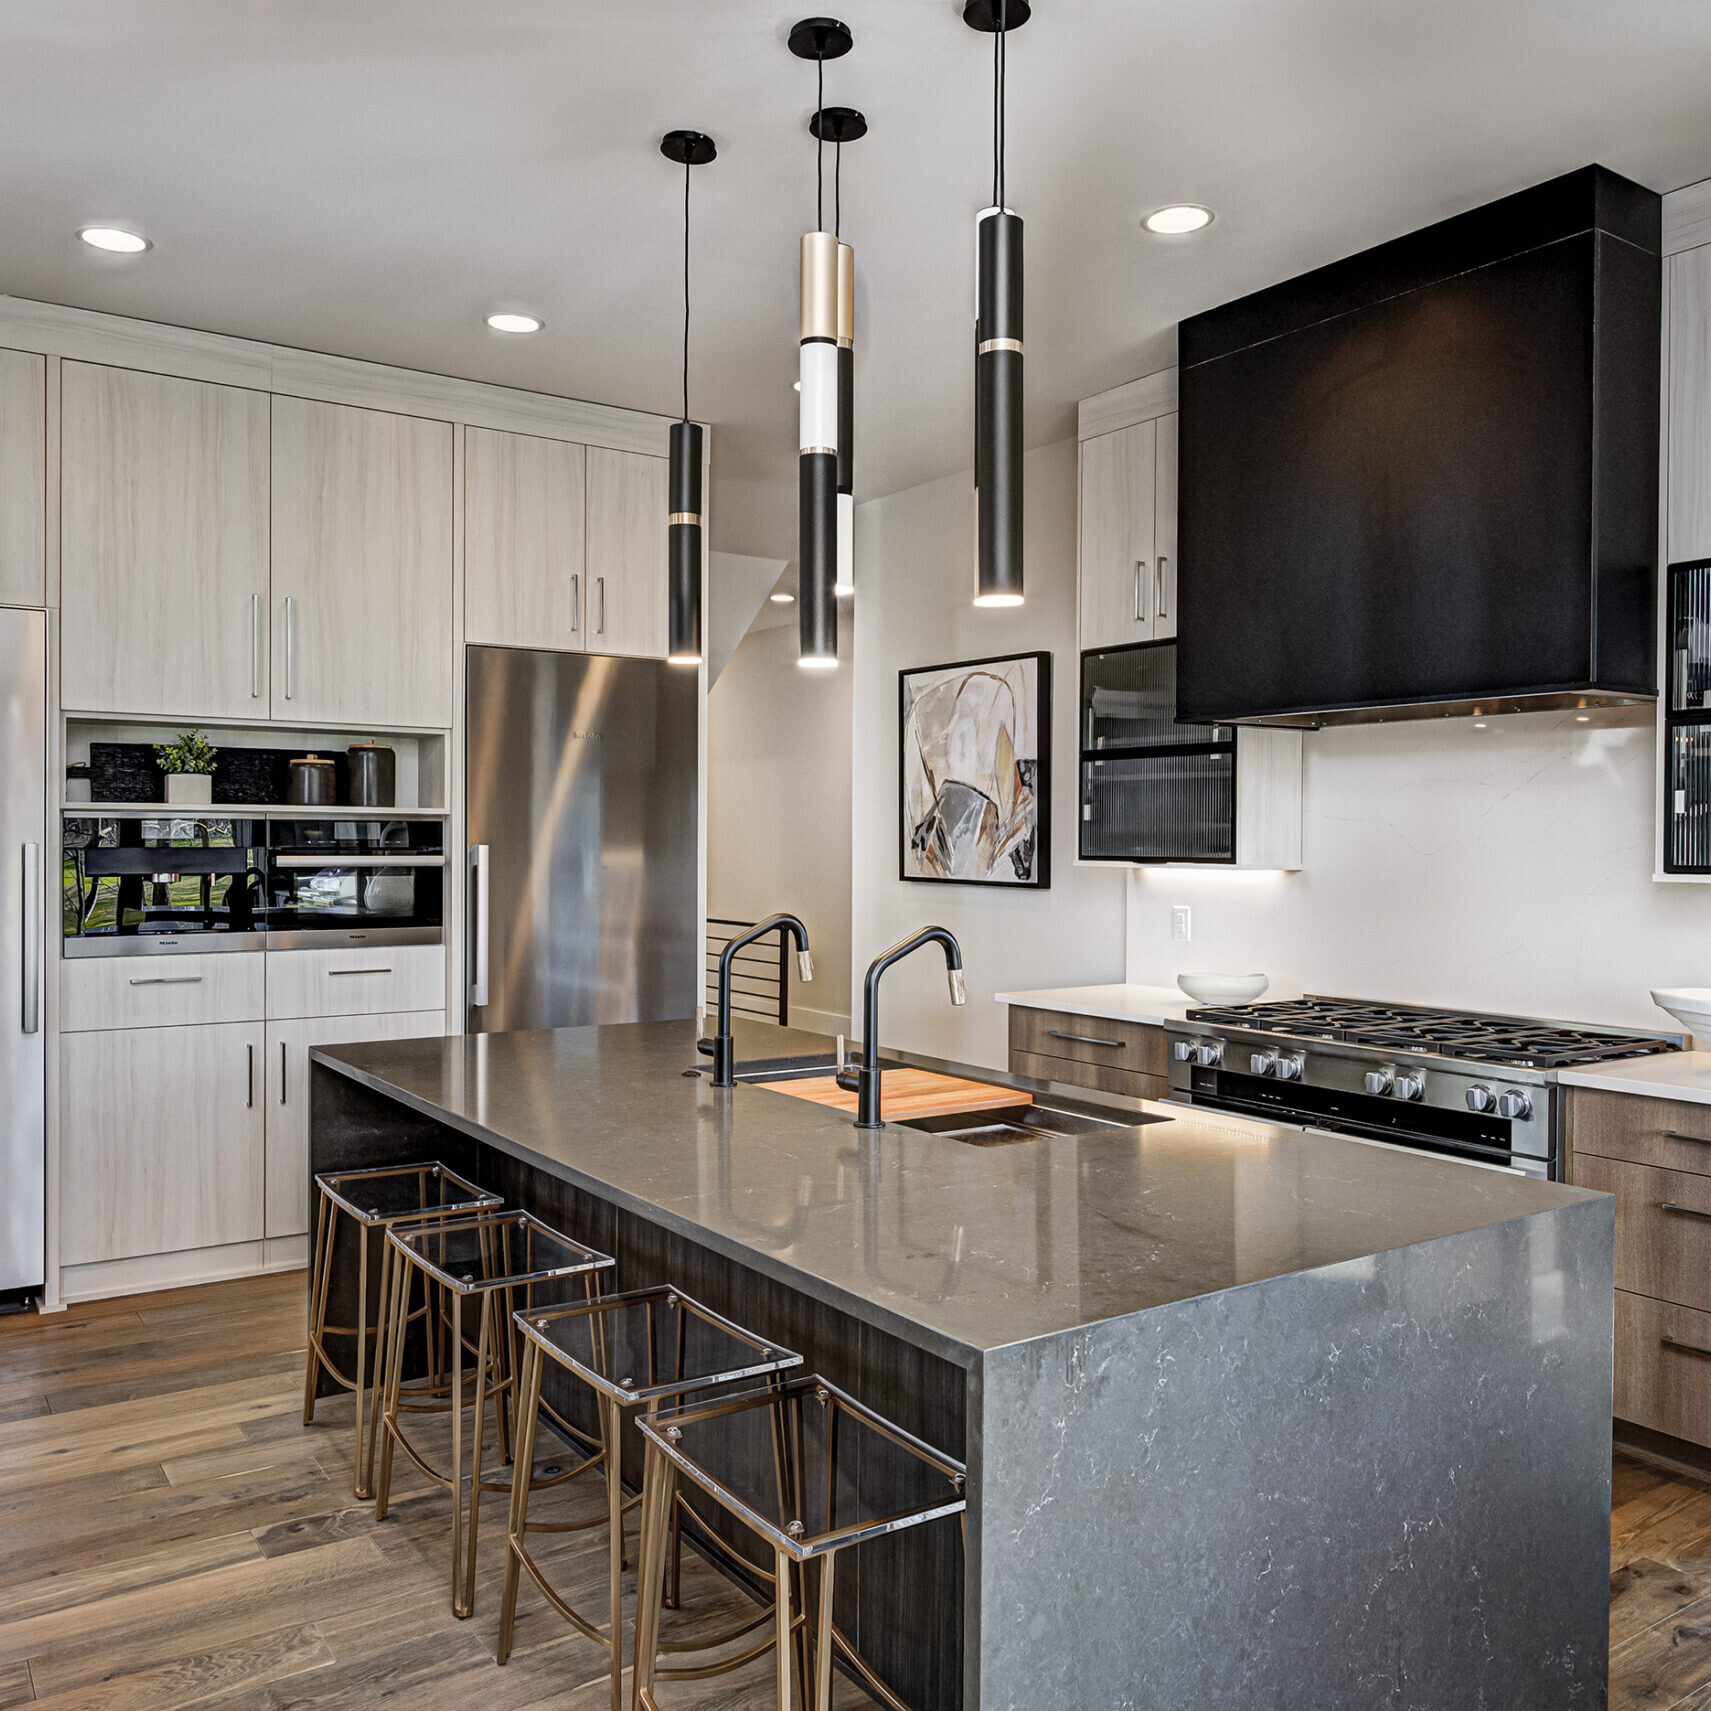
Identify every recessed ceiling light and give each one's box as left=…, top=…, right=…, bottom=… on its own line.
left=769, top=591, right=796, bottom=603
left=79, top=226, right=149, bottom=253
left=1143, top=205, right=1214, bottom=235
left=486, top=312, right=542, bottom=334
left=1575, top=714, right=1590, bottom=722
left=1473, top=721, right=1487, bottom=728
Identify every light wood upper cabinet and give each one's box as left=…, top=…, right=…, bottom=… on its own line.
left=0, top=349, right=46, bottom=608
left=1079, top=419, right=1158, bottom=652
left=60, top=363, right=271, bottom=717
left=1153, top=413, right=1178, bottom=642
left=465, top=427, right=586, bottom=650
left=271, top=396, right=454, bottom=726
left=584, top=446, right=667, bottom=658
left=59, top=1020, right=266, bottom=1265
left=1669, top=247, right=1711, bottom=564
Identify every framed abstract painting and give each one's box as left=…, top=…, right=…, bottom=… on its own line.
left=899, top=650, right=1051, bottom=888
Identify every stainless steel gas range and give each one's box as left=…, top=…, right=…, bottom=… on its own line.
left=1165, top=996, right=1682, bottom=1179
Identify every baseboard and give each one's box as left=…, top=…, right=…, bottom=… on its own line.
left=1615, top=1417, right=1711, bottom=1481
left=60, top=1235, right=309, bottom=1304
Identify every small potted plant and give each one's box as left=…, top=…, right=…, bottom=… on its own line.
left=155, top=730, right=219, bottom=805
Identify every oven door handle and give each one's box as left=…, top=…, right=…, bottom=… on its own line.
left=1300, top=1123, right=1533, bottom=1176
left=272, top=854, right=444, bottom=868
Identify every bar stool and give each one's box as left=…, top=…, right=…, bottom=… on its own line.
left=497, top=1286, right=804, bottom=1711
left=373, top=1208, right=614, bottom=1617
left=302, top=1161, right=501, bottom=1499
left=633, top=1375, right=967, bottom=1711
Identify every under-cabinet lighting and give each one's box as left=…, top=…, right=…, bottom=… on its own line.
left=770, top=592, right=796, bottom=603
left=79, top=227, right=149, bottom=253
left=485, top=312, right=543, bottom=333
left=1143, top=205, right=1214, bottom=234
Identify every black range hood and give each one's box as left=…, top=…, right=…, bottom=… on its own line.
left=1176, top=165, right=1661, bottom=726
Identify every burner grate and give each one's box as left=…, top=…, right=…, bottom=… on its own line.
left=1183, top=995, right=1678, bottom=1069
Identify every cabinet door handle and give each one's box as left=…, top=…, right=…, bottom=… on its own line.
left=597, top=575, right=606, bottom=635
left=1047, top=1029, right=1123, bottom=1049
left=1156, top=556, right=1168, bottom=620
left=1660, top=1130, right=1711, bottom=1146
left=1660, top=1202, right=1711, bottom=1222
left=1134, top=560, right=1148, bottom=624
left=250, top=594, right=262, bottom=698
left=327, top=966, right=392, bottom=977
left=128, top=974, right=203, bottom=986
left=470, top=844, right=490, bottom=1008
left=246, top=1042, right=254, bottom=1108
left=284, top=596, right=295, bottom=700
left=280, top=1040, right=287, bottom=1105
left=20, top=842, right=39, bottom=1036
left=1662, top=1334, right=1711, bottom=1360
left=570, top=572, right=581, bottom=635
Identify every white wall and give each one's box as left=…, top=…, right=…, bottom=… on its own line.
left=707, top=608, right=853, bottom=1037
left=1127, top=709, right=1711, bottom=1032
left=852, top=439, right=1127, bottom=1068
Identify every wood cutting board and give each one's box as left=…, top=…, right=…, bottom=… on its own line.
left=753, top=1067, right=1030, bottom=1120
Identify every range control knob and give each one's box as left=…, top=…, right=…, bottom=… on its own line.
left=1465, top=1084, right=1496, bottom=1114
left=1173, top=1040, right=1196, bottom=1062
left=1250, top=1050, right=1279, bottom=1077
left=1394, top=1070, right=1426, bottom=1102
left=1193, top=1039, right=1225, bottom=1068
left=1496, top=1089, right=1533, bottom=1121
left=1364, top=1065, right=1396, bottom=1096
left=1275, top=1052, right=1305, bottom=1081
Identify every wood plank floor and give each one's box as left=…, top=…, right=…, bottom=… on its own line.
left=0, top=1272, right=876, bottom=1710
left=2, top=1272, right=1709, bottom=1707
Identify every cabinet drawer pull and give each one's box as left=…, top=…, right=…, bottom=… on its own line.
left=1047, top=1029, right=1123, bottom=1049
left=246, top=1042, right=254, bottom=1109
left=1662, top=1334, right=1711, bottom=1361
left=1661, top=1130, right=1711, bottom=1146
left=129, top=975, right=203, bottom=986
left=1660, top=1202, right=1711, bottom=1222
left=280, top=1040, right=288, bottom=1105
left=327, top=966, right=392, bottom=977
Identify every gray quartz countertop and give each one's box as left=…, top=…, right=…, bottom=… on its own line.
left=312, top=1018, right=1601, bottom=1367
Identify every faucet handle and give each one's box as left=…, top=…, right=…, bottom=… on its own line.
left=797, top=949, right=814, bottom=982
left=948, top=968, right=967, bottom=1006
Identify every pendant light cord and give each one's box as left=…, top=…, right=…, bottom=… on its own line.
left=816, top=53, right=825, bottom=232
left=991, top=0, right=1008, bottom=211
left=681, top=154, right=691, bottom=423
left=835, top=139, right=842, bottom=238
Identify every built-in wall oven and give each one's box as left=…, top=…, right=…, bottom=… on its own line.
left=62, top=811, right=444, bottom=955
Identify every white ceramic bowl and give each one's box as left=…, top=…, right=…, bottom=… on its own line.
left=1651, top=987, right=1711, bottom=1043
left=1178, top=972, right=1269, bottom=1005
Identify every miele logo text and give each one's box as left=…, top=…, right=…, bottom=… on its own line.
left=567, top=731, right=605, bottom=741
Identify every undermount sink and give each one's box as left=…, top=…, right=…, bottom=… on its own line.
left=899, top=1103, right=1144, bottom=1145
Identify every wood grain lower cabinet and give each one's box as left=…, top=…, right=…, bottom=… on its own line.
left=60, top=1021, right=265, bottom=1264
left=270, top=396, right=454, bottom=727
left=1614, top=1290, right=1711, bottom=1448
left=60, top=951, right=265, bottom=1033
left=464, top=426, right=586, bottom=650
left=584, top=445, right=667, bottom=658
left=1007, top=1006, right=1168, bottom=1100
left=60, top=362, right=271, bottom=717
left=0, top=348, right=45, bottom=608
left=263, top=1010, right=444, bottom=1239
left=264, top=943, right=446, bottom=1021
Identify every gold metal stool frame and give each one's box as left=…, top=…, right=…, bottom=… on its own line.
left=302, top=1161, right=501, bottom=1499
left=633, top=1374, right=967, bottom=1711
left=373, top=1209, right=614, bottom=1617
left=497, top=1285, right=804, bottom=1711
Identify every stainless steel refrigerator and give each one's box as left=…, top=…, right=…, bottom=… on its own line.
left=1, top=607, right=46, bottom=1299
left=465, top=646, right=698, bottom=1033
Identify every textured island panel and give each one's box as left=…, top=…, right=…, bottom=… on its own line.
left=973, top=1194, right=1614, bottom=1711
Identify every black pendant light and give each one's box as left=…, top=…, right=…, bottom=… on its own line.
left=790, top=17, right=853, bottom=669
left=966, top=0, right=1029, bottom=607
left=660, top=128, right=716, bottom=666
left=810, top=104, right=866, bottom=598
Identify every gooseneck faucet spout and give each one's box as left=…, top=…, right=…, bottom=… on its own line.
left=698, top=914, right=813, bottom=1088
left=837, top=926, right=966, bottom=1128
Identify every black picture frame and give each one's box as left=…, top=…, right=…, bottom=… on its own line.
left=898, top=650, right=1051, bottom=888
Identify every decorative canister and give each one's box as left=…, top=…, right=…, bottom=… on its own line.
left=287, top=754, right=337, bottom=806
left=348, top=743, right=396, bottom=807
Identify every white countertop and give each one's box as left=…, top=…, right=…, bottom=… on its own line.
left=994, top=984, right=1197, bottom=1026
left=1559, top=1050, right=1711, bottom=1106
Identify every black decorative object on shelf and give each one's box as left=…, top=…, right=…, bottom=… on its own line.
left=899, top=650, right=1050, bottom=887
left=86, top=742, right=354, bottom=806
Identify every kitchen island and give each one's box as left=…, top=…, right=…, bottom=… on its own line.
left=309, top=1019, right=1614, bottom=1711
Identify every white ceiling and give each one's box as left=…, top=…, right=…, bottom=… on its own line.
left=6, top=0, right=1711, bottom=563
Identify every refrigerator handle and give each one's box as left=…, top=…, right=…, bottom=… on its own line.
left=21, top=841, right=40, bottom=1036
left=470, top=844, right=490, bottom=1008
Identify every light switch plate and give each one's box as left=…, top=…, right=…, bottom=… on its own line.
left=1171, top=904, right=1191, bottom=942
